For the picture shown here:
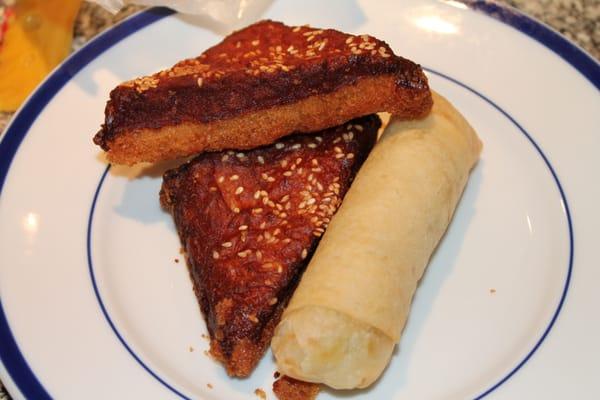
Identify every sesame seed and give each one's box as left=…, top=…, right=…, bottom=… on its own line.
left=275, top=143, right=284, bottom=149
left=280, top=212, right=288, bottom=218
left=292, top=26, right=301, bottom=32
left=237, top=251, right=248, bottom=258
left=311, top=159, right=319, bottom=166
left=291, top=144, right=301, bottom=150
left=233, top=207, right=240, bottom=213
left=269, top=298, right=278, bottom=305
left=257, top=156, right=265, bottom=164
left=267, top=177, right=275, bottom=182
left=316, top=136, right=323, bottom=142
left=346, top=153, right=355, bottom=159
left=254, top=190, right=261, bottom=199
left=260, top=221, right=267, bottom=229
left=282, top=238, right=291, bottom=244
left=308, top=143, right=317, bottom=148
left=222, top=242, right=232, bottom=248
left=256, top=250, right=262, bottom=260
left=345, top=37, right=354, bottom=44
left=355, top=125, right=363, bottom=132
left=283, top=171, right=292, bottom=177
left=252, top=40, right=260, bottom=46
left=197, top=77, right=203, bottom=87
left=298, top=201, right=306, bottom=209
left=301, top=248, right=308, bottom=259
left=281, top=160, right=288, bottom=167
left=273, top=228, right=281, bottom=236
left=235, top=186, right=244, bottom=195
left=334, top=146, right=342, bottom=153
left=311, top=167, right=322, bottom=172
left=261, top=173, right=269, bottom=180
left=235, top=41, right=241, bottom=48
left=248, top=314, right=259, bottom=323
left=239, top=225, right=248, bottom=231
left=281, top=195, right=290, bottom=202
left=382, top=53, right=391, bottom=58
left=333, top=137, right=341, bottom=143
left=212, top=251, right=219, bottom=259
left=306, top=198, right=316, bottom=205
left=218, top=176, right=225, bottom=183
left=221, top=155, right=229, bottom=162
left=277, top=265, right=283, bottom=273
left=335, top=153, right=345, bottom=159
left=252, top=208, right=263, bottom=214
left=230, top=175, right=239, bottom=181
left=236, top=152, right=245, bottom=159
left=209, top=186, right=217, bottom=192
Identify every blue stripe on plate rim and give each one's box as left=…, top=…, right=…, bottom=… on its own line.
left=0, top=0, right=595, bottom=397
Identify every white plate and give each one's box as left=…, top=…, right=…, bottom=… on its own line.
left=1, top=1, right=599, bottom=399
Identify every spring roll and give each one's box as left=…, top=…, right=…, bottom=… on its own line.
left=271, top=92, right=482, bottom=389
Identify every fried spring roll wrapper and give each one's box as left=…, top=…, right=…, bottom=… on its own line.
left=271, top=92, right=482, bottom=389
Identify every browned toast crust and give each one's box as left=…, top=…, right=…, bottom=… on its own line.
left=160, top=115, right=379, bottom=376
left=95, top=20, right=431, bottom=165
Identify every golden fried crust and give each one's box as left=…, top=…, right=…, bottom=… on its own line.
left=94, top=20, right=431, bottom=165
left=160, top=116, right=379, bottom=376
left=273, top=376, right=320, bottom=400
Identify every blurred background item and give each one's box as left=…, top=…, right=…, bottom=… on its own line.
left=0, top=0, right=82, bottom=111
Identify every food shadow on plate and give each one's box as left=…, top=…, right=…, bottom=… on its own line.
left=102, top=155, right=191, bottom=226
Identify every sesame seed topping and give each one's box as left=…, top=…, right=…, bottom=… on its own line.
left=269, top=298, right=278, bottom=305
left=251, top=40, right=260, bottom=46
left=222, top=242, right=232, bottom=248
left=257, top=156, right=265, bottom=164
left=197, top=77, right=203, bottom=87
left=275, top=143, right=284, bottom=149
left=248, top=314, right=259, bottom=323
left=301, top=248, right=308, bottom=259
left=291, top=143, right=302, bottom=150
left=335, top=153, right=345, bottom=159
left=281, top=195, right=290, bottom=202
left=254, top=190, right=261, bottom=199
left=236, top=152, right=245, bottom=158
left=283, top=171, right=292, bottom=177
left=218, top=176, right=225, bottom=183
left=212, top=251, right=219, bottom=259
left=221, top=155, right=229, bottom=162
left=346, top=153, right=355, bottom=159
left=230, top=175, right=239, bottom=181
left=308, top=143, right=317, bottom=148
left=235, top=186, right=244, bottom=195
left=252, top=208, right=263, bottom=214
left=239, top=225, right=248, bottom=231
left=281, top=159, right=288, bottom=167
left=233, top=207, right=241, bottom=213
left=345, top=37, right=354, bottom=44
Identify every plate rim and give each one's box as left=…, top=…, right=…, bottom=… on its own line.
left=0, top=1, right=597, bottom=398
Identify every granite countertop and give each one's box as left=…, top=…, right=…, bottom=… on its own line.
left=0, top=1, right=598, bottom=398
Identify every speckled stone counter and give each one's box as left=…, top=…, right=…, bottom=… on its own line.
left=0, top=1, right=598, bottom=398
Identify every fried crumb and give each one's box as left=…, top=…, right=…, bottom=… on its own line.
left=254, top=388, right=267, bottom=399
left=273, top=371, right=281, bottom=379
left=189, top=346, right=194, bottom=352
left=490, top=288, right=496, bottom=294
left=201, top=333, right=209, bottom=340
left=273, top=376, right=319, bottom=400
left=174, top=258, right=179, bottom=263
left=207, top=383, right=213, bottom=389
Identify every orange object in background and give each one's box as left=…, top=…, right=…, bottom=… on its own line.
left=0, top=0, right=82, bottom=111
